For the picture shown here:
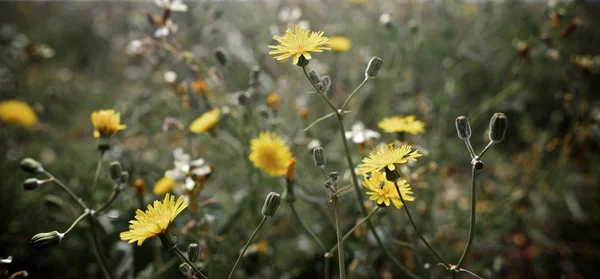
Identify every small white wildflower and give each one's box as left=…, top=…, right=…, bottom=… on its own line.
left=154, top=0, right=188, bottom=12
left=345, top=122, right=380, bottom=144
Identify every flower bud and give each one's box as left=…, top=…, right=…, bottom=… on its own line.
left=249, top=67, right=261, bottom=87
left=23, top=178, right=41, bottom=190
left=307, top=69, right=321, bottom=85
left=489, top=113, right=508, bottom=143
left=120, top=171, right=130, bottom=185
left=30, top=231, right=63, bottom=250
left=324, top=180, right=335, bottom=192
left=321, top=75, right=331, bottom=92
left=261, top=192, right=281, bottom=217
left=365, top=56, right=383, bottom=79
left=214, top=47, right=229, bottom=66
left=384, top=166, right=401, bottom=182
left=20, top=158, right=43, bottom=174
left=455, top=116, right=472, bottom=140
left=179, top=263, right=192, bottom=276
left=296, top=55, right=309, bottom=67
left=188, top=243, right=200, bottom=262
left=109, top=161, right=122, bottom=181
left=328, top=171, right=339, bottom=182
left=313, top=147, right=326, bottom=169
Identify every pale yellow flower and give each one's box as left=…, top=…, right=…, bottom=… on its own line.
left=378, top=115, right=425, bottom=135
left=0, top=100, right=38, bottom=128
left=120, top=193, right=188, bottom=246
left=356, top=143, right=422, bottom=175
left=329, top=36, right=352, bottom=52
left=268, top=25, right=331, bottom=65
left=189, top=108, right=220, bottom=133
left=153, top=177, right=176, bottom=195
left=363, top=171, right=414, bottom=208
left=91, top=109, right=126, bottom=138
left=249, top=132, right=293, bottom=177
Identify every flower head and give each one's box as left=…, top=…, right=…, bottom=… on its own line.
left=120, top=193, right=188, bottom=246
left=249, top=131, right=293, bottom=177
left=189, top=108, right=220, bottom=133
left=267, top=93, right=281, bottom=111
left=0, top=100, right=38, bottom=128
left=154, top=0, right=188, bottom=12
left=329, top=36, right=352, bottom=52
left=153, top=148, right=212, bottom=194
left=91, top=109, right=126, bottom=138
left=345, top=122, right=380, bottom=144
left=268, top=25, right=331, bottom=65
left=378, top=115, right=425, bottom=135
left=363, top=171, right=414, bottom=208
left=356, top=143, right=422, bottom=175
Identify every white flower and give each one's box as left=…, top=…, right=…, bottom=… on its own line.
left=154, top=0, right=188, bottom=12
left=154, top=19, right=178, bottom=38
left=164, top=148, right=212, bottom=191
left=164, top=71, right=177, bottom=83
left=345, top=122, right=380, bottom=144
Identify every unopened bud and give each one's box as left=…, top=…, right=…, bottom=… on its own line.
left=262, top=192, right=281, bottom=217
left=328, top=171, right=339, bottom=182
left=23, top=178, right=42, bottom=190
left=109, top=161, right=122, bottom=181
left=249, top=67, right=261, bottom=87
left=214, top=47, right=229, bottom=66
left=296, top=55, right=309, bottom=67
left=321, top=75, right=331, bottom=92
left=120, top=171, right=130, bottom=185
left=384, top=166, right=401, bottom=182
left=489, top=113, right=508, bottom=143
left=365, top=57, right=383, bottom=79
left=455, top=116, right=472, bottom=140
left=307, top=69, right=321, bottom=85
left=179, top=263, right=192, bottom=276
left=20, top=158, right=43, bottom=174
left=324, top=180, right=335, bottom=192
left=30, top=231, right=63, bottom=250
left=313, top=147, right=326, bottom=169
left=188, top=243, right=200, bottom=262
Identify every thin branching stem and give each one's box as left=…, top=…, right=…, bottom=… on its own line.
left=95, top=188, right=121, bottom=214
left=463, top=139, right=477, bottom=159
left=289, top=203, right=327, bottom=253
left=332, top=195, right=346, bottom=279
left=302, top=66, right=338, bottom=113
left=61, top=209, right=90, bottom=235
left=88, top=216, right=115, bottom=279
left=456, top=166, right=477, bottom=267
left=228, top=217, right=267, bottom=279
left=42, top=170, right=88, bottom=210
left=340, top=77, right=368, bottom=112
left=173, top=246, right=208, bottom=279
left=91, top=151, right=104, bottom=203
left=478, top=141, right=494, bottom=158
left=327, top=206, right=380, bottom=255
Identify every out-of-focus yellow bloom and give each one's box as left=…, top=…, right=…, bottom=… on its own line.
left=268, top=25, right=331, bottom=65
left=378, top=115, right=425, bottom=135
left=573, top=55, right=599, bottom=72
left=192, top=80, right=209, bottom=95
left=267, top=93, right=281, bottom=111
left=189, top=108, right=220, bottom=133
left=249, top=132, right=293, bottom=177
left=0, top=100, right=38, bottom=128
left=286, top=157, right=296, bottom=181
left=153, top=176, right=176, bottom=195
left=329, top=36, right=352, bottom=52
left=357, top=143, right=422, bottom=175
left=363, top=171, right=414, bottom=209
left=91, top=109, right=126, bottom=138
left=120, top=194, right=188, bottom=246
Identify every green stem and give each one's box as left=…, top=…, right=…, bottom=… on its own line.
left=173, top=246, right=208, bottom=279
left=95, top=188, right=121, bottom=214
left=324, top=256, right=330, bottom=279
left=302, top=66, right=338, bottom=113
left=88, top=216, right=115, bottom=279
left=327, top=206, right=380, bottom=255
left=478, top=141, right=494, bottom=159
left=289, top=203, right=327, bottom=253
left=332, top=196, right=346, bottom=279
left=228, top=217, right=267, bottom=279
left=456, top=166, right=477, bottom=267
left=463, top=139, right=476, bottom=159
left=340, top=77, right=368, bottom=112
left=91, top=151, right=105, bottom=206
left=393, top=181, right=450, bottom=268
left=61, top=210, right=90, bottom=235
left=42, top=170, right=88, bottom=210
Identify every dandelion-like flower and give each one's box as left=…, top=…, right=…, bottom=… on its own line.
left=91, top=109, right=126, bottom=138
left=189, top=108, right=220, bottom=133
left=356, top=143, right=422, bottom=175
left=0, top=100, right=38, bottom=128
left=378, top=115, right=425, bottom=135
left=328, top=36, right=352, bottom=52
left=363, top=171, right=414, bottom=208
left=120, top=193, right=188, bottom=246
left=268, top=25, right=331, bottom=65
left=249, top=132, right=293, bottom=177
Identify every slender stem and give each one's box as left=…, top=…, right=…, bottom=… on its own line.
left=61, top=210, right=90, bottom=235
left=324, top=256, right=330, bottom=279
left=88, top=216, right=115, bottom=279
left=463, top=139, right=476, bottom=159
left=173, top=246, right=208, bottom=279
left=95, top=188, right=121, bottom=214
left=327, top=206, right=380, bottom=255
left=289, top=203, right=327, bottom=253
left=340, top=78, right=368, bottom=112
left=228, top=217, right=267, bottom=279
left=91, top=151, right=104, bottom=205
left=478, top=141, right=494, bottom=158
left=43, top=171, right=88, bottom=210
left=332, top=196, right=346, bottom=279
left=302, top=66, right=338, bottom=113
left=393, top=181, right=450, bottom=268
left=456, top=166, right=477, bottom=267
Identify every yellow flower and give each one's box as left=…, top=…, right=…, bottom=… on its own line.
left=329, top=36, right=352, bottom=52
left=356, top=143, right=422, bottom=175
left=120, top=193, right=188, bottom=246
left=153, top=176, right=176, bottom=195
left=363, top=171, right=415, bottom=208
left=267, top=93, right=281, bottom=111
left=189, top=108, right=220, bottom=133
left=378, top=115, right=425, bottom=135
left=268, top=25, right=331, bottom=65
left=247, top=239, right=268, bottom=255
left=91, top=109, right=126, bottom=138
left=0, top=100, right=38, bottom=128
left=249, top=131, right=293, bottom=177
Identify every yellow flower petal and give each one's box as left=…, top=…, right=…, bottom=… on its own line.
left=189, top=108, right=220, bottom=133
left=91, top=109, right=126, bottom=138
left=378, top=115, right=425, bottom=135
left=153, top=177, right=176, bottom=195
left=329, top=36, right=352, bottom=52
left=268, top=25, right=331, bottom=65
left=0, top=100, right=38, bottom=128
left=248, top=131, right=293, bottom=177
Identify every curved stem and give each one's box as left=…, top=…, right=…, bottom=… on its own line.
left=91, top=151, right=104, bottom=207
left=95, top=188, right=121, bottom=214
left=43, top=171, right=88, bottom=210
left=393, top=181, right=450, bottom=268
left=88, top=216, right=115, bottom=279
left=456, top=166, right=477, bottom=267
left=61, top=210, right=90, bottom=235
left=327, top=206, right=380, bottom=255
left=302, top=66, right=338, bottom=113
left=332, top=196, right=346, bottom=279
left=228, top=217, right=267, bottom=279
left=289, top=203, right=327, bottom=253
left=173, top=246, right=208, bottom=279
left=340, top=78, right=368, bottom=112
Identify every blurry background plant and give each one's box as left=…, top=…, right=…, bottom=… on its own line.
left=1, top=0, right=599, bottom=278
